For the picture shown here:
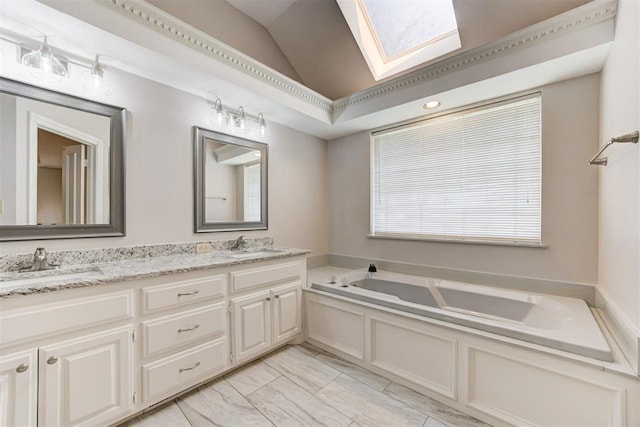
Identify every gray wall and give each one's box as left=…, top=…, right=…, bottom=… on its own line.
left=328, top=74, right=600, bottom=285
left=2, top=68, right=328, bottom=256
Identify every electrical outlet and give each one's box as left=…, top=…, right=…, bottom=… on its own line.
left=195, top=242, right=213, bottom=253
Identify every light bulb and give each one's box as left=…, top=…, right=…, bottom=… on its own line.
left=41, top=54, right=52, bottom=76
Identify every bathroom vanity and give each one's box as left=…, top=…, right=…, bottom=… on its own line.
left=0, top=245, right=307, bottom=426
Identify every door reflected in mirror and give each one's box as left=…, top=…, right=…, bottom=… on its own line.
left=0, top=93, right=111, bottom=226
left=194, top=127, right=267, bottom=232
left=0, top=77, right=125, bottom=241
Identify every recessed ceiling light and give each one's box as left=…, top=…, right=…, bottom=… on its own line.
left=423, top=100, right=441, bottom=109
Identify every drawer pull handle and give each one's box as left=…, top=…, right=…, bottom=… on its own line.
left=177, top=323, right=200, bottom=333
left=177, top=289, right=200, bottom=297
left=266, top=296, right=271, bottom=301
left=16, top=363, right=29, bottom=373
left=47, top=356, right=58, bottom=365
left=179, top=361, right=200, bottom=372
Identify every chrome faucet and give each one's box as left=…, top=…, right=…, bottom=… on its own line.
left=231, top=235, right=247, bottom=251
left=20, top=247, right=60, bottom=272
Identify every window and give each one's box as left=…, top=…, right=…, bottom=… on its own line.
left=337, top=0, right=461, bottom=80
left=371, top=94, right=541, bottom=245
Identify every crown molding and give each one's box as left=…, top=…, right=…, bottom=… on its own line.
left=105, top=0, right=615, bottom=120
left=106, top=0, right=333, bottom=113
left=332, top=0, right=617, bottom=112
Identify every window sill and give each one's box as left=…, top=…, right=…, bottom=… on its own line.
left=367, top=234, right=547, bottom=248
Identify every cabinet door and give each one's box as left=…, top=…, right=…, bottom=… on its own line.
left=0, top=349, right=38, bottom=427
left=272, top=282, right=301, bottom=345
left=232, top=290, right=271, bottom=363
left=38, top=326, right=133, bottom=426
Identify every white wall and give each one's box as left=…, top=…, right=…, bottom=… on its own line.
left=328, top=74, right=600, bottom=285
left=1, top=68, right=328, bottom=256
left=598, top=0, right=640, bottom=330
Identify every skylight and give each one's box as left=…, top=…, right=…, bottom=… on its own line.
left=337, top=0, right=461, bottom=81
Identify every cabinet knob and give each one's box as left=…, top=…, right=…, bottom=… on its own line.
left=266, top=296, right=271, bottom=301
left=47, top=356, right=58, bottom=365
left=16, top=363, right=29, bottom=373
left=274, top=294, right=280, bottom=299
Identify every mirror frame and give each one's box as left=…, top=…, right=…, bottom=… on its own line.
left=0, top=77, right=126, bottom=241
left=194, top=126, right=268, bottom=232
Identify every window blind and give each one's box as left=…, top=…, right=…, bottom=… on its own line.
left=371, top=94, right=541, bottom=244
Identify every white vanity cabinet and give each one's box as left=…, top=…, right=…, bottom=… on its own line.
left=139, top=273, right=229, bottom=404
left=230, top=261, right=303, bottom=363
left=38, top=326, right=134, bottom=426
left=0, top=255, right=306, bottom=426
left=0, top=349, right=38, bottom=427
left=0, top=290, right=135, bottom=426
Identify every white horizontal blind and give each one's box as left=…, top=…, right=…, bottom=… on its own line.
left=371, top=94, right=541, bottom=244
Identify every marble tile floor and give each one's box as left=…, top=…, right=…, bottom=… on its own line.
left=122, top=343, right=490, bottom=427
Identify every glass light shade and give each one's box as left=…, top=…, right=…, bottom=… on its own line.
left=257, top=113, right=266, bottom=137
left=21, top=38, right=67, bottom=82
left=238, top=107, right=246, bottom=129
left=80, top=59, right=112, bottom=96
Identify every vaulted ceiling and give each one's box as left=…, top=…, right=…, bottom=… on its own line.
left=148, top=0, right=591, bottom=100
left=0, top=0, right=612, bottom=139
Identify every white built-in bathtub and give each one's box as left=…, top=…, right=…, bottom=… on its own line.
left=311, top=270, right=613, bottom=361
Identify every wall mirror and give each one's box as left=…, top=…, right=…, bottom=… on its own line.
left=194, top=127, right=268, bottom=232
left=0, top=77, right=125, bottom=241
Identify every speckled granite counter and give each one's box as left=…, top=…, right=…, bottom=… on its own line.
left=0, top=239, right=309, bottom=297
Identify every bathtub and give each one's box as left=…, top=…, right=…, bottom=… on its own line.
left=311, top=270, right=613, bottom=362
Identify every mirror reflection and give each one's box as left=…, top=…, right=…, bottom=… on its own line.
left=194, top=127, right=267, bottom=232
left=0, top=93, right=111, bottom=226
left=0, top=77, right=125, bottom=241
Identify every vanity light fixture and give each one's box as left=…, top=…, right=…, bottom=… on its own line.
left=20, top=36, right=68, bottom=81
left=423, top=100, right=441, bottom=109
left=208, top=98, right=266, bottom=136
left=2, top=35, right=113, bottom=94
left=80, top=55, right=112, bottom=96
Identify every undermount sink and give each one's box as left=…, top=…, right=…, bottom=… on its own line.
left=0, top=268, right=102, bottom=288
left=227, top=248, right=283, bottom=258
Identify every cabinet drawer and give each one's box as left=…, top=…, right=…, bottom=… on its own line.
left=0, top=291, right=133, bottom=346
left=142, top=303, right=225, bottom=358
left=142, top=275, right=224, bottom=314
left=230, top=261, right=301, bottom=293
left=142, top=338, right=227, bottom=401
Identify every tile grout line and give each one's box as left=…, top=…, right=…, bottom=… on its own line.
left=311, top=372, right=358, bottom=425
left=173, top=397, right=195, bottom=427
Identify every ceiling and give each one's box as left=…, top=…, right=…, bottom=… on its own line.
left=0, top=0, right=614, bottom=139
left=148, top=0, right=591, bottom=100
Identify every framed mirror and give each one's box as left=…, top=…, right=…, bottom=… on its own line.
left=194, top=127, right=268, bottom=232
left=0, top=77, right=125, bottom=241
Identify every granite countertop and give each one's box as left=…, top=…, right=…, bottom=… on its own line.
left=0, top=246, right=309, bottom=298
